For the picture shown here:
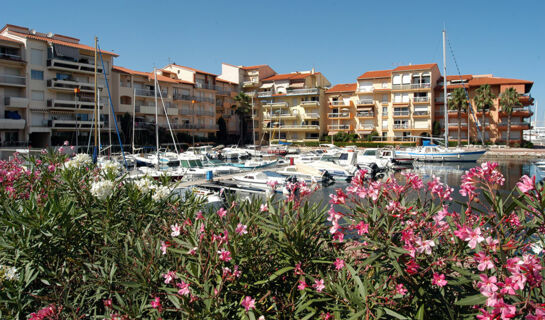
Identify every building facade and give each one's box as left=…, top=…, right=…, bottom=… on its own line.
left=0, top=24, right=116, bottom=147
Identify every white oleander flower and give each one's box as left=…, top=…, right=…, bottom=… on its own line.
left=101, top=160, right=122, bottom=175
left=65, top=153, right=92, bottom=170
left=90, top=180, right=115, bottom=200
left=152, top=185, right=170, bottom=202
left=134, top=178, right=154, bottom=194
left=0, top=265, right=18, bottom=281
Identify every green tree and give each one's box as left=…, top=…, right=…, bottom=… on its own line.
left=448, top=88, right=468, bottom=147
left=233, top=92, right=252, bottom=145
left=473, top=84, right=496, bottom=146
left=499, top=87, right=522, bottom=146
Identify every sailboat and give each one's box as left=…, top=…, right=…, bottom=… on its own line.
left=394, top=29, right=486, bottom=163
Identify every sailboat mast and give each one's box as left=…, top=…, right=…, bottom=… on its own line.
left=132, top=88, right=136, bottom=154
left=98, top=88, right=101, bottom=154
left=154, top=69, right=159, bottom=170
left=251, top=95, right=256, bottom=153
left=442, top=29, right=449, bottom=146
left=94, top=37, right=98, bottom=159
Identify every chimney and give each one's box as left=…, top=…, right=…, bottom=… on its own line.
left=311, top=68, right=315, bottom=75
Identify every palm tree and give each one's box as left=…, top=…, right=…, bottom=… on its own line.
left=473, top=84, right=496, bottom=146
left=499, top=88, right=522, bottom=147
left=233, top=92, right=252, bottom=145
left=448, top=88, right=468, bottom=147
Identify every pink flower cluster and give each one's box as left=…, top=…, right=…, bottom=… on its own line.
left=28, top=304, right=60, bottom=320
left=460, top=162, right=505, bottom=198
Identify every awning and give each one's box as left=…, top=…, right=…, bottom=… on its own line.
left=53, top=44, right=79, bottom=60
left=260, top=83, right=273, bottom=89
left=289, top=82, right=305, bottom=88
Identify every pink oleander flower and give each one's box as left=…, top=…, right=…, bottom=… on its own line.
left=298, top=279, right=308, bottom=290
left=313, top=279, right=325, bottom=292
left=235, top=223, right=248, bottom=235
left=163, top=270, right=176, bottom=284
left=266, top=180, right=278, bottom=189
left=355, top=221, right=369, bottom=235
left=188, top=247, right=197, bottom=255
left=477, top=274, right=498, bottom=297
left=333, top=258, right=345, bottom=270
left=475, top=252, right=495, bottom=271
left=195, top=211, right=204, bottom=220
left=432, top=273, right=447, bottom=287
left=467, top=227, right=485, bottom=249
left=332, top=231, right=344, bottom=242
left=177, top=280, right=190, bottom=296
left=217, top=207, right=227, bottom=218
left=395, top=283, right=408, bottom=295
left=150, top=296, right=161, bottom=310
left=499, top=277, right=517, bottom=295
left=517, top=175, right=534, bottom=193
left=241, top=296, right=255, bottom=311
left=526, top=307, right=545, bottom=320
left=63, top=140, right=69, bottom=146
left=218, top=249, right=232, bottom=262
left=294, top=262, right=304, bottom=276
left=495, top=302, right=516, bottom=319
left=103, top=299, right=112, bottom=308
left=160, top=241, right=169, bottom=255
left=170, top=223, right=181, bottom=237
left=329, top=189, right=346, bottom=204
left=416, top=238, right=435, bottom=255
left=476, top=308, right=496, bottom=320
left=260, top=203, right=268, bottom=212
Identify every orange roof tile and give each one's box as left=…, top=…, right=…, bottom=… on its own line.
left=468, top=76, right=533, bottom=86
left=167, top=64, right=217, bottom=76
left=113, top=66, right=193, bottom=85
left=392, top=63, right=438, bottom=72
left=262, top=72, right=320, bottom=82
left=241, top=64, right=267, bottom=70
left=0, top=35, right=23, bottom=44
left=8, top=30, right=118, bottom=57
left=326, top=83, right=357, bottom=93
left=357, top=70, right=392, bottom=79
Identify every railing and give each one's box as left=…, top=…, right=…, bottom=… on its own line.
left=356, top=111, right=374, bottom=117
left=263, top=102, right=288, bottom=107
left=257, top=91, right=272, bottom=97
left=4, top=97, right=28, bottom=108
left=173, top=94, right=192, bottom=101
left=413, top=96, right=429, bottom=103
left=195, top=82, right=215, bottom=90
left=330, top=100, right=349, bottom=106
left=286, top=88, right=318, bottom=95
left=393, top=123, right=411, bottom=129
left=392, top=83, right=431, bottom=90
left=282, top=124, right=320, bottom=129
left=242, top=81, right=258, bottom=87
left=357, top=99, right=374, bottom=105
left=301, top=100, right=319, bottom=105
left=135, top=88, right=167, bottom=97
left=356, top=125, right=375, bottom=130
left=180, top=109, right=192, bottom=115
left=47, top=58, right=103, bottom=74
left=499, top=122, right=530, bottom=127
left=0, top=74, right=26, bottom=85
left=47, top=99, right=95, bottom=110
left=0, top=52, right=23, bottom=62
left=0, top=118, right=25, bottom=130
left=393, top=111, right=410, bottom=116
left=328, top=112, right=350, bottom=118
left=413, top=111, right=429, bottom=116
left=120, top=82, right=132, bottom=88
left=52, top=120, right=104, bottom=129
left=264, top=113, right=295, bottom=119
left=47, top=79, right=95, bottom=91
left=328, top=124, right=351, bottom=130
left=357, top=87, right=373, bottom=93
left=304, top=113, right=320, bottom=118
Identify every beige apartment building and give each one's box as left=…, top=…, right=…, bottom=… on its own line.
left=0, top=24, right=116, bottom=147
left=255, top=71, right=331, bottom=143
left=326, top=63, right=441, bottom=142
left=219, top=63, right=277, bottom=142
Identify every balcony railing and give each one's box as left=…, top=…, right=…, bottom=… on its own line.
left=356, top=111, right=375, bottom=117
left=257, top=91, right=272, bottom=97
left=135, top=88, right=168, bottom=97
left=328, top=124, right=351, bottom=130
left=394, top=111, right=410, bottom=116
left=195, top=82, right=215, bottom=90
left=263, top=102, right=288, bottom=107
left=0, top=118, right=25, bottom=130
left=413, top=96, right=429, bottom=103
left=435, top=97, right=445, bottom=102
left=173, top=94, right=192, bottom=101
left=330, top=100, right=349, bottom=106
left=196, top=111, right=216, bottom=117
left=286, top=88, right=318, bottom=95
left=47, top=79, right=96, bottom=91
left=357, top=87, right=373, bottom=93
left=281, top=124, right=320, bottom=129
left=357, top=99, right=374, bottom=105
left=264, top=113, right=295, bottom=119
left=392, top=83, right=431, bottom=90
left=52, top=119, right=104, bottom=129
left=243, top=80, right=259, bottom=87
left=304, top=113, right=320, bottom=119
left=301, top=100, right=319, bottom=106
left=0, top=74, right=26, bottom=86
left=413, top=111, right=429, bottom=116
left=4, top=97, right=28, bottom=108
left=328, top=112, right=350, bottom=118
left=47, top=99, right=95, bottom=110
left=47, top=58, right=103, bottom=74
left=393, top=123, right=411, bottom=129
left=0, top=52, right=24, bottom=62
left=356, top=125, right=375, bottom=130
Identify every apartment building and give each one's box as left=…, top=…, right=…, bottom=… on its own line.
left=434, top=74, right=534, bottom=144
left=0, top=24, right=116, bottom=147
left=256, top=70, right=330, bottom=143
left=325, top=83, right=358, bottom=135
left=219, top=63, right=277, bottom=142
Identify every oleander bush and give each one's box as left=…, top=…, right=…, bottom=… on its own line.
left=0, top=147, right=544, bottom=319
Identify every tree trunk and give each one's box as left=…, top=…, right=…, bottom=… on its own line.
left=507, top=113, right=511, bottom=147
left=457, top=109, right=461, bottom=147
left=481, top=109, right=485, bottom=146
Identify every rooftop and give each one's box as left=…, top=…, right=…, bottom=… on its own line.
left=357, top=70, right=392, bottom=80
left=262, top=71, right=320, bottom=82
left=326, top=83, right=357, bottom=93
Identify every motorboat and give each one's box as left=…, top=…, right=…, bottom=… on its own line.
left=277, top=163, right=334, bottom=184
left=232, top=171, right=287, bottom=191
left=395, top=145, right=486, bottom=162
left=226, top=159, right=278, bottom=170
left=172, top=186, right=223, bottom=205
left=305, top=159, right=357, bottom=179
left=262, top=144, right=288, bottom=156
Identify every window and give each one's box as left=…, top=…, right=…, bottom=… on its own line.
left=402, top=74, right=411, bottom=84
left=31, top=70, right=44, bottom=80
left=31, top=90, right=44, bottom=101
left=402, top=93, right=409, bottom=103
left=31, top=49, right=43, bottom=65
left=382, top=107, right=388, bottom=115
left=392, top=75, right=401, bottom=85
left=394, top=93, right=402, bottom=103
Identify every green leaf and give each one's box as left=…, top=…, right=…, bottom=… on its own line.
left=345, top=263, right=367, bottom=299
left=455, top=293, right=487, bottom=306
left=383, top=307, right=408, bottom=319
left=415, top=304, right=425, bottom=320
left=254, top=266, right=294, bottom=285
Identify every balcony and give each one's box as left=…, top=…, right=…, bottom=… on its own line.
left=392, top=83, right=431, bottom=90
left=328, top=112, right=351, bottom=119
left=257, top=91, right=272, bottom=98
left=499, top=107, right=533, bottom=118
left=0, top=74, right=26, bottom=87
left=243, top=80, right=259, bottom=88
left=0, top=52, right=24, bottom=64
left=304, top=113, right=320, bottom=119
left=301, top=100, right=319, bottom=107
left=393, top=123, right=411, bottom=130
left=264, top=113, right=297, bottom=120
left=286, top=88, right=319, bottom=96
left=4, top=97, right=28, bottom=108
left=52, top=119, right=104, bottom=129
left=393, top=111, right=410, bottom=117
left=355, top=124, right=375, bottom=131
left=435, top=97, right=445, bottom=103
left=200, top=124, right=219, bottom=131
left=47, top=58, right=103, bottom=75
left=498, top=122, right=531, bottom=131
left=180, top=109, right=193, bottom=115
left=0, top=118, right=25, bottom=130
left=47, top=99, right=96, bottom=111
left=413, top=96, right=429, bottom=103
left=47, top=79, right=96, bottom=92
left=357, top=87, right=373, bottom=93
left=329, top=100, right=350, bottom=107
left=357, top=99, right=374, bottom=106
left=173, top=94, right=192, bottom=101
left=413, top=111, right=429, bottom=117
left=328, top=124, right=351, bottom=131
left=135, top=88, right=168, bottom=97
left=356, top=111, right=375, bottom=118
left=281, top=124, right=320, bottom=130
left=195, top=82, right=215, bottom=90
left=263, top=101, right=288, bottom=108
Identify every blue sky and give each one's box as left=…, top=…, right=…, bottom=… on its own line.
left=2, top=0, right=544, bottom=121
